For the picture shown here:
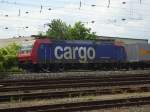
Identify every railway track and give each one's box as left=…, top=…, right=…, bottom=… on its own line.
left=0, top=74, right=149, bottom=102
left=0, top=74, right=149, bottom=87
left=0, top=73, right=150, bottom=111
left=0, top=78, right=150, bottom=92
left=0, top=73, right=150, bottom=86
left=0, top=85, right=149, bottom=102
left=1, top=96, right=150, bottom=112
left=0, top=77, right=150, bottom=87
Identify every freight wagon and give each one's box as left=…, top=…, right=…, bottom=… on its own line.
left=18, top=39, right=126, bottom=72
left=124, top=43, right=150, bottom=69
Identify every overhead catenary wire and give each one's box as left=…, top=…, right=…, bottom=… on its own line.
left=0, top=0, right=148, bottom=11
left=0, top=9, right=145, bottom=27
left=0, top=0, right=149, bottom=38
left=1, top=17, right=150, bottom=34
left=0, top=0, right=149, bottom=20
left=0, top=1, right=149, bottom=21
left=0, top=0, right=148, bottom=21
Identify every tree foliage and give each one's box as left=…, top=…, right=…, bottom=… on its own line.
left=69, top=22, right=96, bottom=40
left=41, top=19, right=96, bottom=40
left=46, top=19, right=70, bottom=40
left=0, top=43, right=20, bottom=72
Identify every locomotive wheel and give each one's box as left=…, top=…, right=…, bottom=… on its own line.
left=58, top=64, right=65, bottom=72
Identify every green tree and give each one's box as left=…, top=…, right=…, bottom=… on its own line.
left=43, top=19, right=96, bottom=40
left=36, top=31, right=47, bottom=39
left=46, top=19, right=70, bottom=40
left=69, top=22, right=96, bottom=40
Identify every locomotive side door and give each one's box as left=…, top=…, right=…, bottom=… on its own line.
left=38, top=43, right=51, bottom=63
left=115, top=46, right=126, bottom=62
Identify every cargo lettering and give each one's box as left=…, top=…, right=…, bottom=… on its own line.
left=54, top=46, right=95, bottom=61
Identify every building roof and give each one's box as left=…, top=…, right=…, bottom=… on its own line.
left=97, top=36, right=148, bottom=41
left=0, top=35, right=148, bottom=48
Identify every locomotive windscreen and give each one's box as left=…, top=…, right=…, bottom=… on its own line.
left=20, top=40, right=35, bottom=53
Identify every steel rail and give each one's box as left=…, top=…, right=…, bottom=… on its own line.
left=0, top=75, right=150, bottom=87
left=1, top=96, right=150, bottom=112
left=0, top=80, right=150, bottom=92
left=0, top=85, right=149, bottom=102
left=0, top=73, right=150, bottom=83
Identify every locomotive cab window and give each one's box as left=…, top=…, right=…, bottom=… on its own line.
left=20, top=40, right=35, bottom=54
left=20, top=44, right=33, bottom=53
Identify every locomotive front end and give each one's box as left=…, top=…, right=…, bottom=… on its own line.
left=18, top=40, right=35, bottom=70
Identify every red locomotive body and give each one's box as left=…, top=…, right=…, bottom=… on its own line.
left=18, top=39, right=50, bottom=71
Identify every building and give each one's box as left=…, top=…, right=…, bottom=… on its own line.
left=97, top=36, right=148, bottom=44
left=0, top=36, right=34, bottom=48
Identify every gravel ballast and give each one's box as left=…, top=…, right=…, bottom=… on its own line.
left=0, top=92, right=150, bottom=109
left=1, top=69, right=150, bottom=80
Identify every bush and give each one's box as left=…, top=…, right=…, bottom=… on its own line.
left=0, top=43, right=20, bottom=72
left=0, top=62, right=4, bottom=72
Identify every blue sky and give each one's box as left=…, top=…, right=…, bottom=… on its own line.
left=0, top=0, right=150, bottom=41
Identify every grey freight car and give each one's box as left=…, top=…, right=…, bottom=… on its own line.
left=125, top=43, right=150, bottom=62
